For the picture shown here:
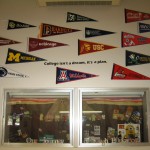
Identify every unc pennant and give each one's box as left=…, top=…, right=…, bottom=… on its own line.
left=126, top=50, right=150, bottom=66
left=121, top=32, right=150, bottom=47
left=85, top=27, right=115, bottom=38
left=111, top=64, right=150, bottom=80
left=125, top=9, right=150, bottom=23
left=7, top=20, right=36, bottom=30
left=0, top=37, right=21, bottom=46
left=139, top=22, right=150, bottom=33
left=67, top=12, right=97, bottom=22
left=0, top=66, right=29, bottom=78
left=28, top=37, right=68, bottom=52
left=56, top=67, right=98, bottom=84
left=39, top=23, right=80, bottom=37
left=6, top=48, right=47, bottom=64
left=78, top=39, right=117, bottom=55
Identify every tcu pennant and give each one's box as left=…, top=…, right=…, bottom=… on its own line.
left=125, top=9, right=150, bottom=23
left=56, top=67, right=98, bottom=84
left=78, top=40, right=117, bottom=55
left=39, top=23, right=80, bottom=37
left=121, top=32, right=150, bottom=47
left=111, top=64, right=150, bottom=80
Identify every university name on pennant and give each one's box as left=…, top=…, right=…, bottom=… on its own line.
left=121, top=32, right=150, bottom=47
left=126, top=50, right=150, bottom=66
left=6, top=48, right=47, bottom=64
left=0, top=37, right=21, bottom=46
left=39, top=23, right=80, bottom=37
left=139, top=22, right=150, bottom=33
left=7, top=20, right=36, bottom=29
left=56, top=67, right=98, bottom=84
left=85, top=27, right=115, bottom=38
left=111, top=64, right=150, bottom=80
left=0, top=66, right=28, bottom=78
left=67, top=12, right=97, bottom=22
left=78, top=39, right=117, bottom=55
left=28, top=37, right=68, bottom=52
left=125, top=9, right=150, bottom=23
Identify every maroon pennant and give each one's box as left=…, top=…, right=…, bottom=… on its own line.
left=125, top=9, right=150, bottom=23
left=111, top=64, right=150, bottom=80
left=121, top=32, right=150, bottom=47
left=0, top=37, right=21, bottom=46
left=28, top=37, right=68, bottom=52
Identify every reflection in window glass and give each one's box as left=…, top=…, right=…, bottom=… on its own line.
left=81, top=90, right=148, bottom=145
left=4, top=90, right=71, bottom=144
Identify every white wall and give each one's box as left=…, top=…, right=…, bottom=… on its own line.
left=0, top=0, right=150, bottom=149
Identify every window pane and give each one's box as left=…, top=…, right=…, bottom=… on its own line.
left=4, top=90, right=71, bottom=144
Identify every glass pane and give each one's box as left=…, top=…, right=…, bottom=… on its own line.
left=81, top=90, right=148, bottom=145
left=4, top=90, right=71, bottom=144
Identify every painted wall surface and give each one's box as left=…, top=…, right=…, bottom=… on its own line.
left=0, top=0, right=150, bottom=149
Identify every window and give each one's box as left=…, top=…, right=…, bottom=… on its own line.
left=3, top=89, right=73, bottom=145
left=79, top=88, right=150, bottom=146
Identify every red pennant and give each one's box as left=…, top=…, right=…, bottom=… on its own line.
left=78, top=40, right=117, bottom=55
left=122, top=32, right=150, bottom=47
left=0, top=37, right=20, bottom=46
left=125, top=9, right=150, bottom=23
left=111, top=64, right=150, bottom=80
left=28, top=37, right=68, bottom=52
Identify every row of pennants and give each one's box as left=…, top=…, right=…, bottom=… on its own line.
left=0, top=9, right=150, bottom=81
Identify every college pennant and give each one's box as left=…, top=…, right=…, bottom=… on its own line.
left=111, top=64, right=150, bottom=80
left=67, top=12, right=97, bottom=22
left=0, top=66, right=28, bottom=78
left=126, top=50, right=150, bottom=66
left=56, top=67, right=98, bottom=84
left=0, top=37, right=21, bottom=46
left=6, top=48, right=46, bottom=64
left=39, top=23, right=80, bottom=37
left=7, top=20, right=36, bottom=30
left=121, top=32, right=150, bottom=47
left=78, top=39, right=117, bottom=55
left=125, top=9, right=150, bottom=23
left=28, top=37, right=68, bottom=52
left=85, top=27, right=115, bottom=38
left=138, top=22, right=150, bottom=33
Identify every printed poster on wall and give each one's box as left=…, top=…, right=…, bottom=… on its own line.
left=39, top=23, right=80, bottom=37
left=111, top=64, right=150, bottom=80
left=0, top=37, right=21, bottom=46
left=6, top=48, right=46, bottom=64
left=78, top=39, right=117, bottom=55
left=121, top=32, right=150, bottom=47
left=85, top=27, right=115, bottom=38
left=0, top=66, right=28, bottom=78
left=67, top=12, right=97, bottom=22
left=28, top=37, right=68, bottom=52
left=126, top=50, right=150, bottom=66
left=56, top=67, right=98, bottom=84
left=125, top=9, right=150, bottom=23
left=7, top=20, right=36, bottom=30
left=138, top=22, right=150, bottom=33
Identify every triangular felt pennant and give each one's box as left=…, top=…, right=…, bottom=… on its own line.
left=85, top=27, right=115, bottom=38
left=6, top=48, right=47, bottom=64
left=28, top=37, right=68, bottom=52
left=0, top=37, right=21, bottom=46
left=39, top=23, right=80, bottom=37
left=111, top=63, right=150, bottom=80
left=121, top=32, right=150, bottom=47
left=7, top=20, right=36, bottom=30
left=126, top=50, right=150, bottom=66
left=67, top=12, right=97, bottom=22
left=0, top=66, right=28, bottom=78
left=125, top=9, right=150, bottom=23
left=138, top=22, right=150, bottom=33
left=78, top=39, right=117, bottom=55
left=56, top=67, right=98, bottom=84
